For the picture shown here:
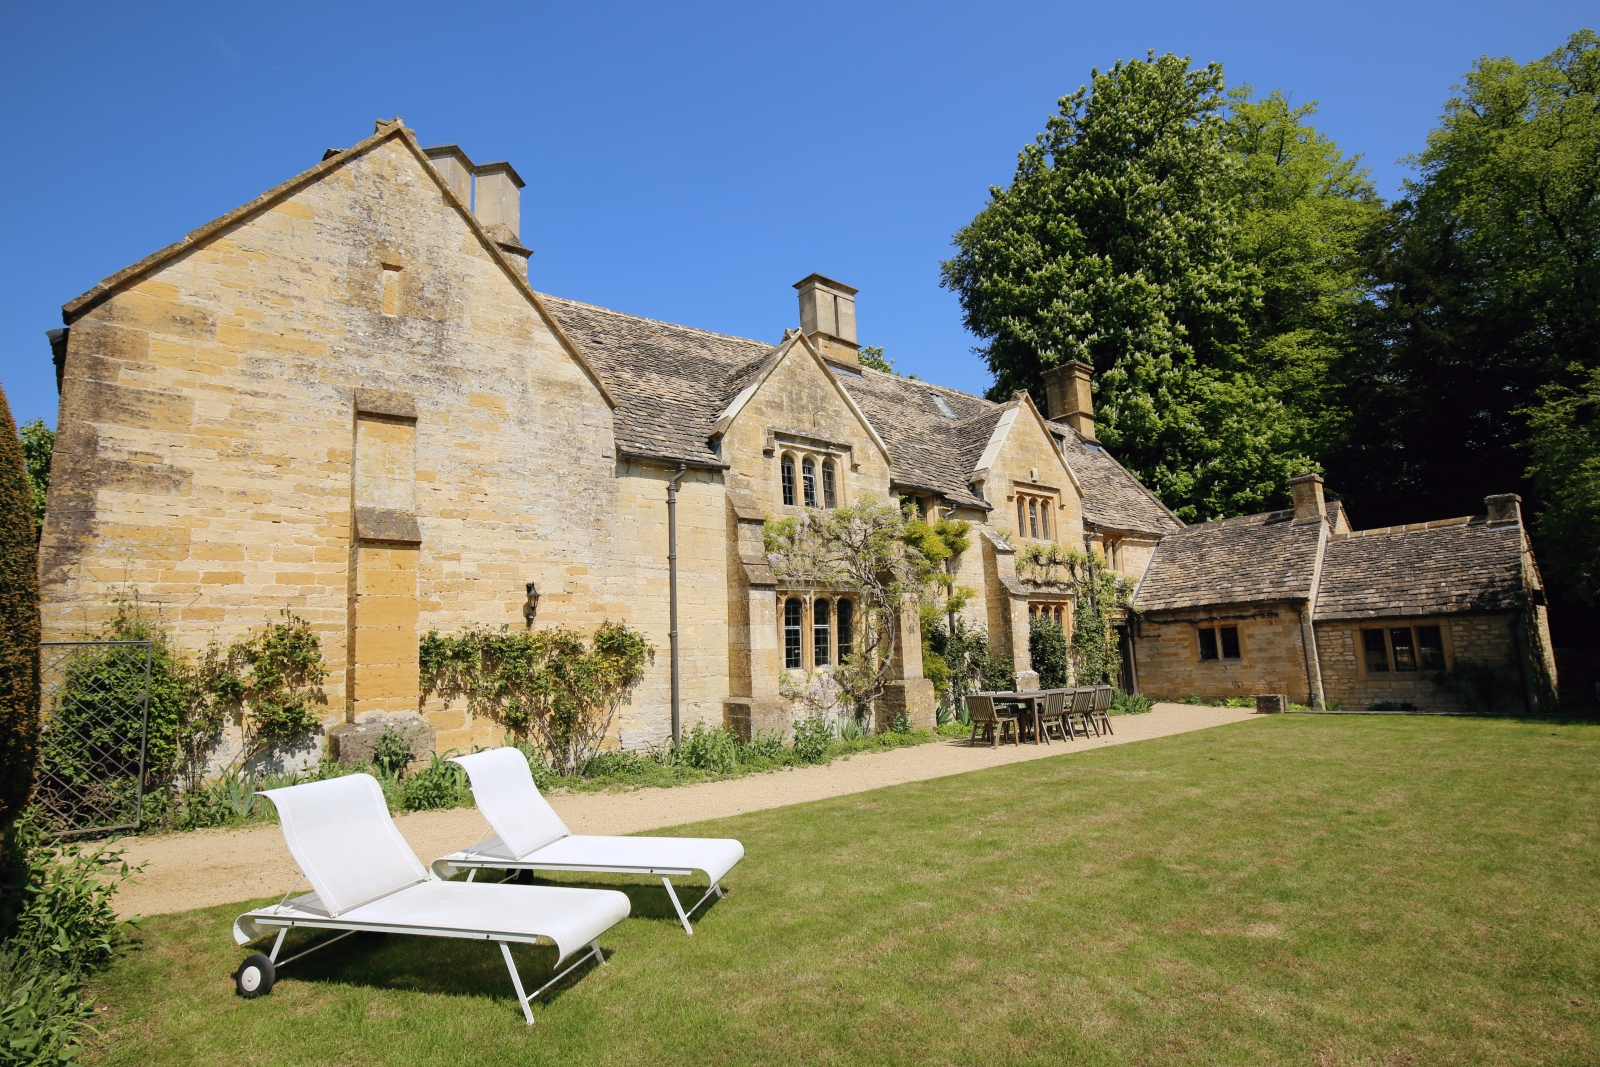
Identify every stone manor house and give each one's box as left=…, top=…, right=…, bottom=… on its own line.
left=36, top=119, right=1557, bottom=758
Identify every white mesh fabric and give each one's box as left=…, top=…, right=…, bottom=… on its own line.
left=259, top=774, right=429, bottom=917
left=451, top=748, right=571, bottom=859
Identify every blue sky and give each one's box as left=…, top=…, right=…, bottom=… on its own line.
left=1, top=2, right=1591, bottom=429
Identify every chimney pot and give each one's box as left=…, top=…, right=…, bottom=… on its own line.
left=423, top=144, right=475, bottom=206
left=473, top=161, right=525, bottom=241
left=794, top=274, right=860, bottom=370
left=1485, top=493, right=1522, bottom=527
left=1289, top=473, right=1327, bottom=525
left=1041, top=360, right=1096, bottom=441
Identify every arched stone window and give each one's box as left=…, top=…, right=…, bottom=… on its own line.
left=784, top=597, right=803, bottom=668
left=813, top=598, right=831, bottom=666
left=1029, top=498, right=1039, bottom=539
left=802, top=457, right=818, bottom=507
left=1016, top=497, right=1026, bottom=535
left=822, top=460, right=837, bottom=508
left=781, top=454, right=796, bottom=506
left=837, top=599, right=853, bottom=662
left=1040, top=500, right=1050, bottom=539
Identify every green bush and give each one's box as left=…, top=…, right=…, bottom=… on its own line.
left=0, top=940, right=93, bottom=1067
left=791, top=716, right=832, bottom=763
left=840, top=717, right=869, bottom=743
left=399, top=754, right=472, bottom=812
left=981, top=653, right=1016, bottom=692
left=1111, top=691, right=1153, bottom=715
left=0, top=388, right=39, bottom=837
left=372, top=724, right=418, bottom=777
left=741, top=731, right=785, bottom=762
left=677, top=723, right=739, bottom=774
left=1028, top=615, right=1071, bottom=689
left=0, top=807, right=136, bottom=1065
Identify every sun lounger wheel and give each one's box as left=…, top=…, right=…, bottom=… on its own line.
left=235, top=953, right=275, bottom=998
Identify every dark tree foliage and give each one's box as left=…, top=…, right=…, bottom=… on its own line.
left=0, top=388, right=41, bottom=834
left=1323, top=31, right=1600, bottom=538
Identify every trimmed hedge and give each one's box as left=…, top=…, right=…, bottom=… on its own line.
left=0, top=388, right=39, bottom=835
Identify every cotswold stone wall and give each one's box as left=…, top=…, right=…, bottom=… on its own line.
left=1134, top=602, right=1313, bottom=703
left=40, top=132, right=627, bottom=757
left=1315, top=613, right=1522, bottom=714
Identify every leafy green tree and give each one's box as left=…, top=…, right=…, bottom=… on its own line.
left=0, top=387, right=40, bottom=837
left=18, top=421, right=53, bottom=534
left=941, top=52, right=1312, bottom=520
left=1225, top=88, right=1384, bottom=454
left=1324, top=30, right=1600, bottom=536
left=1524, top=366, right=1600, bottom=605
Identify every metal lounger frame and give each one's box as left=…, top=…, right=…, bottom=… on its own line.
left=246, top=904, right=605, bottom=1026
left=444, top=855, right=725, bottom=937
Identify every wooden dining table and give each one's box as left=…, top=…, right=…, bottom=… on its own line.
left=984, top=689, right=1073, bottom=745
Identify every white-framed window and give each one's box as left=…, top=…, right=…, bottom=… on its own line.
left=784, top=597, right=803, bottom=668
left=781, top=454, right=796, bottom=506
left=802, top=457, right=818, bottom=507
left=813, top=599, right=831, bottom=666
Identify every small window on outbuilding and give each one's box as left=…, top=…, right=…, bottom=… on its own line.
left=802, top=458, right=818, bottom=507
left=822, top=461, right=837, bottom=508
left=1198, top=627, right=1219, bottom=661
left=781, top=455, right=796, bottom=506
left=1417, top=625, right=1446, bottom=671
left=1390, top=627, right=1418, bottom=672
left=1220, top=626, right=1241, bottom=660
left=1362, top=629, right=1390, bottom=673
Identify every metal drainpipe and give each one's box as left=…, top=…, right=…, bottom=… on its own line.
left=667, top=463, right=687, bottom=746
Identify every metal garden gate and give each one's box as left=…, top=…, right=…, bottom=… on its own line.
left=35, top=640, right=151, bottom=837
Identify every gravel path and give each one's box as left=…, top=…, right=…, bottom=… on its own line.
left=111, top=703, right=1259, bottom=918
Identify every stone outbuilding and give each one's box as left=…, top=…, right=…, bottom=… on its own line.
left=1130, top=476, right=1558, bottom=714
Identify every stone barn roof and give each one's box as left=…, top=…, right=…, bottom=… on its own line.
left=1314, top=518, right=1527, bottom=620
left=1132, top=510, right=1325, bottom=613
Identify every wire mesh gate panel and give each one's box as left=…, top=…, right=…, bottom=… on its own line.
left=37, top=641, right=151, bottom=837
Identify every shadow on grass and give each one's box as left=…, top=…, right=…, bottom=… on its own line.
left=516, top=871, right=728, bottom=927
left=239, top=924, right=605, bottom=1010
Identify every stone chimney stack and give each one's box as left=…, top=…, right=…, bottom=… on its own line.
left=1290, top=473, right=1327, bottom=525
left=794, top=274, right=860, bottom=370
left=423, top=144, right=474, bottom=205
left=473, top=161, right=525, bottom=242
left=1041, top=360, right=1096, bottom=441
left=1485, top=493, right=1523, bottom=527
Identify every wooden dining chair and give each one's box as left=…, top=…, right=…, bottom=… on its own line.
left=1093, top=686, right=1115, bottom=735
left=1067, top=687, right=1096, bottom=738
left=965, top=694, right=1019, bottom=748
left=1038, top=688, right=1069, bottom=743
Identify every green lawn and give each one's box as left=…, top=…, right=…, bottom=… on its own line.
left=87, top=716, right=1600, bottom=1065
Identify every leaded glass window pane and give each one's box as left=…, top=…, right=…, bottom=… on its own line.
left=784, top=598, right=802, bottom=668
left=813, top=599, right=830, bottom=667
left=802, top=458, right=817, bottom=507
left=781, top=456, right=795, bottom=506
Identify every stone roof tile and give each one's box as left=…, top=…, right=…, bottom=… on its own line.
left=1134, top=512, right=1324, bottom=612
left=1051, top=421, right=1184, bottom=536
left=1314, top=519, right=1526, bottom=620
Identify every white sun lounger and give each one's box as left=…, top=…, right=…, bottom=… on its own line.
left=432, top=747, right=744, bottom=936
left=232, top=773, right=630, bottom=1024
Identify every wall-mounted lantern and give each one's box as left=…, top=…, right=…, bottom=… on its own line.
left=522, top=581, right=540, bottom=628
